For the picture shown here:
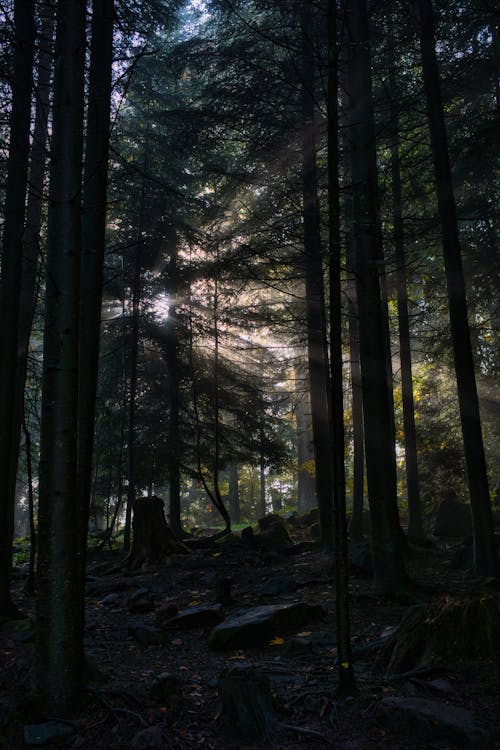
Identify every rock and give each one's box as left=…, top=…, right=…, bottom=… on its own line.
left=161, top=603, right=224, bottom=629
left=261, top=576, right=297, bottom=596
left=127, top=587, right=154, bottom=613
left=155, top=599, right=179, bottom=626
left=128, top=623, right=166, bottom=646
left=434, top=497, right=472, bottom=537
left=24, top=721, right=74, bottom=746
left=379, top=697, right=487, bottom=746
left=284, top=636, right=314, bottom=655
left=149, top=672, right=181, bottom=709
left=99, top=592, right=121, bottom=606
left=299, top=508, right=320, bottom=526
left=208, top=602, right=325, bottom=650
left=131, top=725, right=167, bottom=749
left=257, top=514, right=287, bottom=531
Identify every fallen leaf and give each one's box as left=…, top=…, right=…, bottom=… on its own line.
left=270, top=636, right=285, bottom=646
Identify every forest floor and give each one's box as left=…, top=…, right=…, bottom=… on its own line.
left=1, top=521, right=500, bottom=750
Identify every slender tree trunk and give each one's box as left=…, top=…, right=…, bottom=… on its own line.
left=23, top=409, right=36, bottom=596
left=328, top=0, right=355, bottom=695
left=123, top=232, right=142, bottom=553
left=418, top=0, right=497, bottom=575
left=166, top=225, right=183, bottom=534
left=343, top=147, right=365, bottom=541
left=35, top=0, right=86, bottom=715
left=212, top=265, right=231, bottom=531
left=346, top=0, right=406, bottom=592
left=296, top=366, right=316, bottom=513
left=300, top=3, right=334, bottom=550
left=5, top=3, right=54, bottom=611
left=77, top=0, right=114, bottom=596
left=387, top=20, right=423, bottom=540
left=0, top=0, right=35, bottom=617
left=259, top=447, right=266, bottom=518
left=229, top=463, right=241, bottom=524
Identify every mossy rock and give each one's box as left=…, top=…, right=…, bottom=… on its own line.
left=383, top=594, right=500, bottom=676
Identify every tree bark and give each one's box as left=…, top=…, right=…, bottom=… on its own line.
left=166, top=226, right=182, bottom=535
left=77, top=0, right=114, bottom=586
left=35, top=0, right=86, bottom=715
left=346, top=0, right=406, bottom=592
left=295, top=367, right=316, bottom=513
left=125, top=496, right=189, bottom=570
left=0, top=0, right=35, bottom=617
left=328, top=0, right=355, bottom=696
left=229, top=462, right=241, bottom=524
left=418, top=0, right=497, bottom=575
left=300, top=3, right=334, bottom=550
left=388, top=18, right=423, bottom=540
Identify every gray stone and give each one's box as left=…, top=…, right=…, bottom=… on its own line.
left=24, top=721, right=74, bottom=746
left=261, top=576, right=297, bottom=596
left=128, top=622, right=165, bottom=645
left=127, top=587, right=154, bottom=613
left=208, top=602, right=325, bottom=650
left=379, top=696, right=487, bottom=746
left=162, top=603, right=224, bottom=629
left=149, top=672, right=181, bottom=707
left=100, top=592, right=121, bottom=606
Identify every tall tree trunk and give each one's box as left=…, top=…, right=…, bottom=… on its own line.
left=328, top=0, right=355, bottom=695
left=23, top=409, right=36, bottom=596
left=0, top=0, right=35, bottom=617
left=259, top=444, right=266, bottom=518
left=300, top=3, right=334, bottom=550
left=343, top=147, right=365, bottom=541
left=167, top=225, right=182, bottom=534
left=212, top=265, right=231, bottom=531
left=229, top=462, right=241, bottom=524
left=387, top=19, right=423, bottom=540
left=123, top=229, right=142, bottom=553
left=76, top=0, right=114, bottom=646
left=346, top=0, right=406, bottom=592
left=418, top=0, right=497, bottom=575
left=295, top=374, right=316, bottom=513
left=35, top=0, right=86, bottom=714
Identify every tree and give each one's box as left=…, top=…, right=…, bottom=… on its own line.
left=77, top=0, right=115, bottom=580
left=35, top=0, right=87, bottom=715
left=417, top=0, right=497, bottom=575
left=387, top=15, right=423, bottom=540
left=346, top=0, right=407, bottom=592
left=328, top=0, right=355, bottom=694
left=300, top=2, right=334, bottom=550
left=0, top=0, right=35, bottom=617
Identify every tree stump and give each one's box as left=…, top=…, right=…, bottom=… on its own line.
left=383, top=594, right=500, bottom=676
left=125, top=496, right=189, bottom=570
left=217, top=665, right=280, bottom=739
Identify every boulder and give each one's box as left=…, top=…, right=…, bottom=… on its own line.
left=24, top=722, right=74, bottom=746
left=161, top=603, right=224, bottom=629
left=208, top=602, right=325, bottom=650
left=434, top=497, right=472, bottom=537
left=379, top=697, right=487, bottom=746
left=149, top=672, right=181, bottom=709
left=128, top=623, right=166, bottom=646
left=127, top=587, right=154, bottom=613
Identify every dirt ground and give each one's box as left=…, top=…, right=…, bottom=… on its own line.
left=1, top=526, right=499, bottom=749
